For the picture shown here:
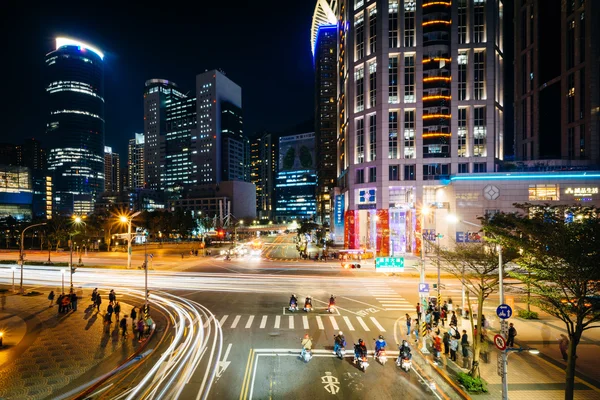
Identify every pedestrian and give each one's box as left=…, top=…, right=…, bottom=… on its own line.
left=433, top=308, right=440, bottom=327
left=447, top=298, right=453, bottom=312
left=450, top=311, right=457, bottom=327
left=114, top=301, right=121, bottom=322
left=481, top=315, right=489, bottom=336
left=450, top=336, right=458, bottom=362
left=62, top=294, right=70, bottom=312
left=103, top=312, right=112, bottom=333
left=57, top=293, right=64, bottom=313
left=416, top=302, right=421, bottom=318
left=91, top=288, right=98, bottom=305
left=558, top=334, right=569, bottom=361
left=145, top=315, right=154, bottom=334
left=95, top=293, right=102, bottom=312
left=461, top=330, right=470, bottom=369
left=107, top=302, right=114, bottom=319
left=443, top=331, right=450, bottom=355
left=120, top=316, right=128, bottom=338
left=70, top=291, right=78, bottom=312
left=109, top=289, right=116, bottom=303
left=433, top=334, right=442, bottom=361
left=48, top=290, right=55, bottom=307
left=440, top=307, right=446, bottom=327
left=405, top=314, right=412, bottom=337
left=507, top=322, right=517, bottom=347
left=137, top=318, right=145, bottom=342
left=130, top=307, right=138, bottom=332
left=413, top=319, right=420, bottom=344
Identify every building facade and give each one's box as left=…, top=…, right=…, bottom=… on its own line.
left=143, top=79, right=186, bottom=190
left=45, top=37, right=105, bottom=214
left=336, top=0, right=505, bottom=253
left=164, top=96, right=197, bottom=195
left=514, top=0, right=599, bottom=165
left=104, top=146, right=120, bottom=193
left=127, top=133, right=145, bottom=190
left=0, top=166, right=33, bottom=220
left=251, top=132, right=278, bottom=219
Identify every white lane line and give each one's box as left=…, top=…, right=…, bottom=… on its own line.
left=231, top=315, right=241, bottom=329
left=385, top=308, right=414, bottom=311
left=275, top=315, right=281, bottom=329
left=260, top=315, right=267, bottom=329
left=356, top=317, right=370, bottom=331
left=303, top=316, right=309, bottom=330
left=329, top=316, right=339, bottom=330
left=289, top=316, right=294, bottom=329
left=370, top=317, right=386, bottom=332
left=245, top=315, right=254, bottom=328
left=316, top=316, right=324, bottom=330
left=343, top=316, right=355, bottom=331
left=219, top=315, right=229, bottom=327
left=203, top=316, right=213, bottom=328
left=380, top=301, right=411, bottom=304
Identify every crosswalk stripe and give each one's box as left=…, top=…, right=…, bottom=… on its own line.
left=203, top=316, right=213, bottom=328
left=329, top=316, right=339, bottom=330
left=370, top=317, right=386, bottom=332
left=316, top=316, right=324, bottom=330
left=303, top=316, right=309, bottom=330
left=219, top=315, right=229, bottom=327
left=245, top=315, right=254, bottom=328
left=356, top=317, right=370, bottom=331
left=289, top=316, right=294, bottom=329
left=260, top=315, right=267, bottom=329
left=275, top=315, right=281, bottom=329
left=386, top=308, right=414, bottom=311
left=231, top=315, right=241, bottom=329
left=343, top=316, right=355, bottom=331
left=381, top=301, right=410, bottom=304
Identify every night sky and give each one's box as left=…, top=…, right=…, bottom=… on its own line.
left=0, top=2, right=316, bottom=160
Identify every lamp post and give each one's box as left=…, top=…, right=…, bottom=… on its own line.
left=70, top=216, right=84, bottom=289
left=60, top=268, right=65, bottom=293
left=19, top=222, right=47, bottom=294
left=119, top=211, right=141, bottom=269
left=419, top=205, right=430, bottom=354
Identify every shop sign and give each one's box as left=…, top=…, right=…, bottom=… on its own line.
left=375, top=257, right=405, bottom=272
left=456, top=231, right=482, bottom=243
left=565, top=187, right=598, bottom=196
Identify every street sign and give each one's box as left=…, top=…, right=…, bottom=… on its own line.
left=494, top=334, right=507, bottom=351
left=375, top=257, right=405, bottom=272
left=500, top=320, right=509, bottom=338
left=497, top=353, right=504, bottom=376
left=496, top=304, right=513, bottom=319
left=419, top=283, right=430, bottom=294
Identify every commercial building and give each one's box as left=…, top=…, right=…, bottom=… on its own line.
left=251, top=132, right=278, bottom=219
left=17, top=138, right=46, bottom=172
left=514, top=0, right=599, bottom=164
left=104, top=146, right=120, bottom=193
left=127, top=133, right=145, bottom=190
left=0, top=166, right=33, bottom=220
left=143, top=79, right=187, bottom=190
left=312, top=1, right=339, bottom=225
left=275, top=132, right=317, bottom=222
left=165, top=96, right=197, bottom=194
left=45, top=37, right=105, bottom=214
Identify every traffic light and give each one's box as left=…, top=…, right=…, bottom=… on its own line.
left=217, top=229, right=225, bottom=238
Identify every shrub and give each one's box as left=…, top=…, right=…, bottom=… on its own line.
left=23, top=291, right=43, bottom=296
left=517, top=309, right=539, bottom=319
left=457, top=372, right=488, bottom=393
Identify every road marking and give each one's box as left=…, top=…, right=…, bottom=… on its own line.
left=316, top=316, right=324, bottom=330
left=216, top=343, right=233, bottom=379
left=321, top=372, right=340, bottom=394
left=342, top=316, right=355, bottom=331
left=356, top=316, right=370, bottom=330
left=231, top=315, right=241, bottom=329
left=339, top=296, right=385, bottom=310
left=329, top=316, right=339, bottom=330
left=219, top=315, right=228, bottom=327
left=385, top=308, right=414, bottom=311
left=275, top=315, right=281, bottom=329
left=239, top=348, right=254, bottom=400
left=289, top=316, right=294, bottom=329
left=370, top=317, right=386, bottom=332
left=260, top=316, right=267, bottom=329
left=303, top=316, right=309, bottom=329
left=245, top=315, right=254, bottom=329
left=203, top=316, right=213, bottom=328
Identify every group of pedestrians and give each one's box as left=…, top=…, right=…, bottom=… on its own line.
left=48, top=290, right=78, bottom=313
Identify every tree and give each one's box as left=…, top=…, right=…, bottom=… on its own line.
left=438, top=242, right=506, bottom=379
left=484, top=204, right=600, bottom=400
left=47, top=216, right=69, bottom=252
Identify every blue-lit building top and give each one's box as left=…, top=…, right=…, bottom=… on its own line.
left=45, top=37, right=105, bottom=205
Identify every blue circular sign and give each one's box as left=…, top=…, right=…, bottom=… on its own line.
left=496, top=304, right=512, bottom=319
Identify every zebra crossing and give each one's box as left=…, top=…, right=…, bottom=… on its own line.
left=363, top=282, right=413, bottom=311
left=203, top=313, right=390, bottom=333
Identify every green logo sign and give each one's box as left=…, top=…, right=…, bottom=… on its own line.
left=375, top=257, right=405, bottom=272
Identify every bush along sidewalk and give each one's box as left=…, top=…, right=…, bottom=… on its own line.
left=0, top=260, right=70, bottom=266
left=457, top=371, right=488, bottom=393
left=517, top=309, right=539, bottom=319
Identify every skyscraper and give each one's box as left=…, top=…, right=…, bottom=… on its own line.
left=18, top=138, right=46, bottom=172
left=337, top=0, right=504, bottom=252
left=164, top=96, right=196, bottom=194
left=45, top=37, right=105, bottom=214
left=514, top=0, right=599, bottom=164
left=251, top=132, right=278, bottom=218
left=127, top=133, right=145, bottom=190
left=312, top=0, right=339, bottom=225
left=143, top=79, right=186, bottom=190
left=104, top=146, right=120, bottom=193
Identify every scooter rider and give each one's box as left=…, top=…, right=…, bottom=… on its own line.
left=290, top=294, right=298, bottom=307
left=399, top=340, right=412, bottom=360
left=354, top=338, right=368, bottom=363
left=333, top=331, right=346, bottom=354
left=304, top=296, right=312, bottom=308
left=329, top=295, right=336, bottom=306
left=375, top=335, right=387, bottom=357
left=301, top=333, right=313, bottom=355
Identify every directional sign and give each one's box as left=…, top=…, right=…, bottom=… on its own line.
left=494, top=334, right=507, bottom=351
left=496, top=304, right=512, bottom=319
left=216, top=343, right=232, bottom=379
left=419, top=283, right=430, bottom=294
left=375, top=257, right=405, bottom=272
left=500, top=320, right=509, bottom=338
left=321, top=372, right=340, bottom=394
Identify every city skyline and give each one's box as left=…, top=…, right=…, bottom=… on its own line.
left=0, top=2, right=317, bottom=159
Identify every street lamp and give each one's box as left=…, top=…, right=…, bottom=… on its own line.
left=118, top=211, right=141, bottom=269
left=19, top=222, right=47, bottom=294
left=70, top=216, right=84, bottom=289
left=501, top=347, right=539, bottom=399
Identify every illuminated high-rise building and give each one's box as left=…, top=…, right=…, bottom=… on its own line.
left=45, top=37, right=105, bottom=214
left=128, top=133, right=145, bottom=190
left=104, top=146, right=120, bottom=193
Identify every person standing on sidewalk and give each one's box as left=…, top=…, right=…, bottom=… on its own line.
left=91, top=288, right=98, bottom=305
left=57, top=293, right=64, bottom=313
left=416, top=303, right=421, bottom=325
left=119, top=316, right=128, bottom=338
left=507, top=323, right=517, bottom=347
left=558, top=334, right=569, bottom=361
left=137, top=318, right=145, bottom=342
left=48, top=291, right=55, bottom=307
left=103, top=312, right=112, bottom=333
left=70, top=291, right=78, bottom=312
left=461, top=330, right=470, bottom=369
left=130, top=307, right=137, bottom=332
left=95, top=293, right=102, bottom=312
left=443, top=330, right=450, bottom=356
left=109, top=289, right=116, bottom=303
left=449, top=335, right=458, bottom=362
left=107, top=302, right=114, bottom=320
left=114, top=301, right=121, bottom=322
left=450, top=311, right=457, bottom=327
left=405, top=314, right=411, bottom=337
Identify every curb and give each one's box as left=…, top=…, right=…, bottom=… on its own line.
left=415, top=347, right=471, bottom=400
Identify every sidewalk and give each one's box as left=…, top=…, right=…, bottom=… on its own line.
left=0, top=286, right=143, bottom=400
